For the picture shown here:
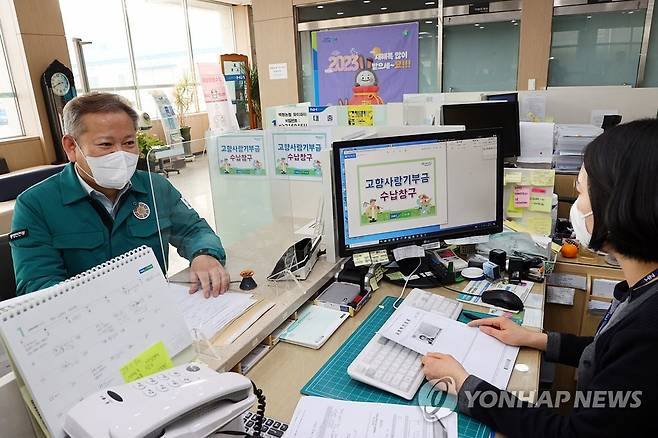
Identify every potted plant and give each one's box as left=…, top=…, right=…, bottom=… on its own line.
left=173, top=73, right=195, bottom=156
left=136, top=130, right=164, bottom=171
left=239, top=62, right=261, bottom=128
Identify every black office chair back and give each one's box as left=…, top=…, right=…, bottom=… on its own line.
left=0, top=233, right=17, bottom=301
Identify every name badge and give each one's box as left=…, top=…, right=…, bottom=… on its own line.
left=133, top=202, right=151, bottom=220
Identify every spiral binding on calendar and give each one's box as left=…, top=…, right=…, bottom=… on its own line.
left=0, top=246, right=151, bottom=321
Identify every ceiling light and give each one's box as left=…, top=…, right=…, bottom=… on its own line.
left=549, top=56, right=555, bottom=60
left=363, top=0, right=371, bottom=3
left=337, top=11, right=344, bottom=15
left=587, top=15, right=592, bottom=19
left=513, top=22, right=519, bottom=26
left=317, top=5, right=324, bottom=8
left=425, top=1, right=436, bottom=5
left=381, top=6, right=388, bottom=10
left=425, top=20, right=433, bottom=24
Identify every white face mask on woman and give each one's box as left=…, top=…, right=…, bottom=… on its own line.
left=75, top=141, right=138, bottom=190
left=570, top=201, right=593, bottom=247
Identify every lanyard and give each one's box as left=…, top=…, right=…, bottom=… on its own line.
left=596, top=267, right=658, bottom=336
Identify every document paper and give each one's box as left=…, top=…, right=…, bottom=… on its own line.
left=167, top=284, right=257, bottom=340
left=286, top=396, right=457, bottom=438
left=380, top=307, right=519, bottom=390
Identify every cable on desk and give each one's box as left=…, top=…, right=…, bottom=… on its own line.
left=393, top=257, right=423, bottom=309
left=220, top=381, right=267, bottom=438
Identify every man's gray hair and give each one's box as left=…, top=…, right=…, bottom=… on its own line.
left=62, top=92, right=139, bottom=138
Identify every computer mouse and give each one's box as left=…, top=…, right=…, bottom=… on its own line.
left=481, top=289, right=524, bottom=312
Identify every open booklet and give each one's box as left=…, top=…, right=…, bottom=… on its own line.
left=379, top=306, right=519, bottom=390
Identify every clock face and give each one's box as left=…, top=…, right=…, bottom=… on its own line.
left=50, top=72, right=70, bottom=96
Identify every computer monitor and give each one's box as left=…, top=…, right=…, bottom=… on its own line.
left=332, top=129, right=503, bottom=257
left=442, top=101, right=521, bottom=158
left=486, top=92, right=518, bottom=103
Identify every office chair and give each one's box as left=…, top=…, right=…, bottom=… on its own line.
left=0, top=233, right=17, bottom=301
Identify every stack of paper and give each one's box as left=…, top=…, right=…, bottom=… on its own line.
left=518, top=122, right=555, bottom=165
left=287, top=396, right=458, bottom=438
left=278, top=304, right=348, bottom=349
left=380, top=306, right=519, bottom=389
left=554, top=124, right=603, bottom=171
left=167, top=284, right=258, bottom=340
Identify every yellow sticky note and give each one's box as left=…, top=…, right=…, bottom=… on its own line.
left=353, top=252, right=372, bottom=267
left=370, top=249, right=390, bottom=264
left=347, top=105, right=374, bottom=126
left=504, top=171, right=523, bottom=185
left=120, top=341, right=173, bottom=383
left=386, top=271, right=405, bottom=281
left=527, top=215, right=552, bottom=235
left=507, top=195, right=524, bottom=218
left=529, top=195, right=552, bottom=213
left=369, top=277, right=380, bottom=291
left=530, top=170, right=555, bottom=187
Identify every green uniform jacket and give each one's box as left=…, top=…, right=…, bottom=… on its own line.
left=10, top=163, right=225, bottom=295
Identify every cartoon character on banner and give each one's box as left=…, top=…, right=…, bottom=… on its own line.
left=363, top=199, right=381, bottom=223
left=348, top=56, right=385, bottom=105
left=222, top=158, right=232, bottom=174
left=417, top=194, right=432, bottom=215
left=253, top=159, right=263, bottom=171
left=278, top=157, right=289, bottom=175
left=313, top=159, right=322, bottom=176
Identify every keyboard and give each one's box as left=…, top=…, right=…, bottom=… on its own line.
left=241, top=411, right=288, bottom=437
left=347, top=288, right=463, bottom=400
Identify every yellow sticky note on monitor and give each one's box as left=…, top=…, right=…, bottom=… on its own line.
left=529, top=194, right=552, bottom=213
left=353, top=252, right=372, bottom=267
left=526, top=215, right=552, bottom=235
left=504, top=171, right=523, bottom=185
left=370, top=249, right=390, bottom=264
left=530, top=170, right=555, bottom=187
left=507, top=195, right=524, bottom=218
left=120, top=341, right=173, bottom=383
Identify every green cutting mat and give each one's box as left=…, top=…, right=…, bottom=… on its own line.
left=301, top=296, right=492, bottom=438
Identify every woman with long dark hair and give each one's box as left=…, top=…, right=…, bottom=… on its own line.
left=422, top=119, right=658, bottom=437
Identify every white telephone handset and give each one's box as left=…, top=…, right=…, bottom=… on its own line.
left=64, top=362, right=256, bottom=438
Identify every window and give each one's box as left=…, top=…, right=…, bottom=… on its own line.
left=442, top=20, right=520, bottom=92
left=549, top=10, right=646, bottom=87
left=0, top=27, right=23, bottom=140
left=60, top=0, right=235, bottom=117
left=643, top=8, right=658, bottom=87
left=59, top=0, right=136, bottom=104
left=188, top=0, right=235, bottom=111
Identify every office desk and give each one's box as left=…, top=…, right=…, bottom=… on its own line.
left=170, top=216, right=342, bottom=373
left=247, top=281, right=545, bottom=424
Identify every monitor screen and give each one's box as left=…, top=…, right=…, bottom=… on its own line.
left=332, top=129, right=503, bottom=257
left=442, top=101, right=520, bottom=158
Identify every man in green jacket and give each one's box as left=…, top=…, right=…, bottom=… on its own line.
left=10, top=92, right=228, bottom=297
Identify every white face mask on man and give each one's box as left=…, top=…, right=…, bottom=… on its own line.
left=570, top=201, right=593, bottom=247
left=75, top=141, right=138, bottom=190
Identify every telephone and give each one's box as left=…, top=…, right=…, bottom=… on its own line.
left=64, top=362, right=258, bottom=438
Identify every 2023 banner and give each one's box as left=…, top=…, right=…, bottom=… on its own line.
left=313, top=22, right=419, bottom=106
